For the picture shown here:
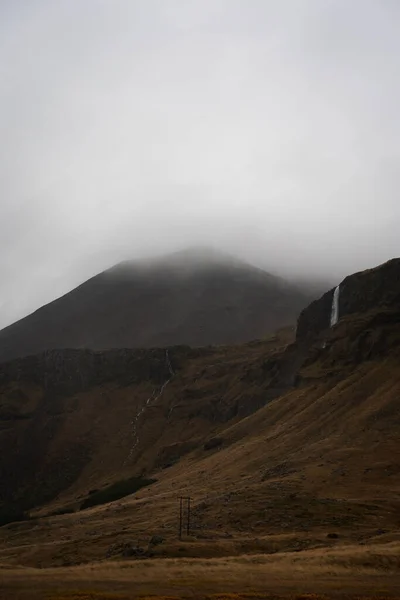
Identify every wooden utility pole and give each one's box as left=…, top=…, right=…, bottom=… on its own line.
left=179, top=497, right=183, bottom=539
left=187, top=496, right=191, bottom=536
left=178, top=496, right=191, bottom=539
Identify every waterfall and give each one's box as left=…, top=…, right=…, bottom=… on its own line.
left=330, top=285, right=340, bottom=327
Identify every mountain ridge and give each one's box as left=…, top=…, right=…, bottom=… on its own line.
left=0, top=248, right=312, bottom=362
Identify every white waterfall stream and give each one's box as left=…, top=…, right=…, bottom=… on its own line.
left=124, top=350, right=174, bottom=464
left=330, top=285, right=340, bottom=327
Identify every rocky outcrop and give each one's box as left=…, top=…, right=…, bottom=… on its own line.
left=0, top=346, right=191, bottom=515
left=340, top=258, right=400, bottom=316
left=295, top=287, right=335, bottom=343
left=0, top=347, right=189, bottom=398
left=296, top=258, right=400, bottom=345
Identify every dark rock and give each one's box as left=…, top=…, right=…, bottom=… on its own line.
left=122, top=546, right=137, bottom=557
left=262, top=462, right=295, bottom=480
left=0, top=348, right=177, bottom=398
left=296, top=287, right=335, bottom=343
left=296, top=258, right=400, bottom=346
left=156, top=441, right=196, bottom=469
left=149, top=535, right=164, bottom=546
left=122, top=544, right=146, bottom=557
left=203, top=436, right=223, bottom=451
left=106, top=542, right=146, bottom=558
left=327, top=533, right=339, bottom=539
left=375, top=528, right=387, bottom=536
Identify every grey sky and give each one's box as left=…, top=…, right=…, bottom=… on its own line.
left=1, top=0, right=400, bottom=329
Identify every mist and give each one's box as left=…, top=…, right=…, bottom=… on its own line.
left=1, top=0, right=400, bottom=329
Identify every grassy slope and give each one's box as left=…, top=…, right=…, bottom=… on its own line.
left=0, top=328, right=295, bottom=515
left=0, top=310, right=399, bottom=596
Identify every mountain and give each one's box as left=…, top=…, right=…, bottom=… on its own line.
left=0, top=256, right=399, bottom=583
left=0, top=258, right=399, bottom=600
left=0, top=248, right=312, bottom=363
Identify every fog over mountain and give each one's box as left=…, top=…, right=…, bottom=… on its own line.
left=0, top=247, right=314, bottom=362
left=1, top=0, right=400, bottom=329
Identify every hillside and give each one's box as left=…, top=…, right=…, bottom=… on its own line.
left=0, top=258, right=399, bottom=599
left=0, top=248, right=312, bottom=362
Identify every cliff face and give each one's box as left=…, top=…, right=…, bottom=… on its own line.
left=339, top=258, right=400, bottom=316
left=296, top=258, right=400, bottom=344
left=295, top=287, right=335, bottom=342
left=0, top=347, right=183, bottom=399
left=0, top=347, right=182, bottom=515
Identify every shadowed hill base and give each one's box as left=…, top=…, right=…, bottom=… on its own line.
left=80, top=477, right=156, bottom=510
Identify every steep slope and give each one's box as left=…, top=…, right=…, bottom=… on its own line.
left=0, top=329, right=295, bottom=520
left=0, top=248, right=311, bottom=362
left=0, top=257, right=399, bottom=574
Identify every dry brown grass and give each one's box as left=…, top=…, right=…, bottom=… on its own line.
left=1, top=543, right=400, bottom=599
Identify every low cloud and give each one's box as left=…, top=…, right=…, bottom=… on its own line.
left=1, top=0, right=400, bottom=328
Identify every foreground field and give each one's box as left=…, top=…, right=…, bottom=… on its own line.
left=1, top=540, right=400, bottom=599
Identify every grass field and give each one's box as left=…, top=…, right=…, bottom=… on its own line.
left=1, top=541, right=400, bottom=599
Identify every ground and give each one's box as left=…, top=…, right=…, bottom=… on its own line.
left=0, top=304, right=399, bottom=599
left=1, top=541, right=400, bottom=599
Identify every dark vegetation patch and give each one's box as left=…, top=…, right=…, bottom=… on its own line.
left=48, top=506, right=76, bottom=517
left=261, top=462, right=296, bottom=480
left=156, top=440, right=197, bottom=469
left=0, top=409, right=31, bottom=421
left=80, top=476, right=157, bottom=510
left=0, top=506, right=30, bottom=527
left=204, top=436, right=224, bottom=451
left=0, top=403, right=32, bottom=420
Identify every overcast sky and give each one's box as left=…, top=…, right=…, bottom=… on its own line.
left=1, top=0, right=400, bottom=329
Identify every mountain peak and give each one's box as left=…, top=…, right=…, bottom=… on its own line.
left=0, top=248, right=310, bottom=362
left=112, top=246, right=249, bottom=275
